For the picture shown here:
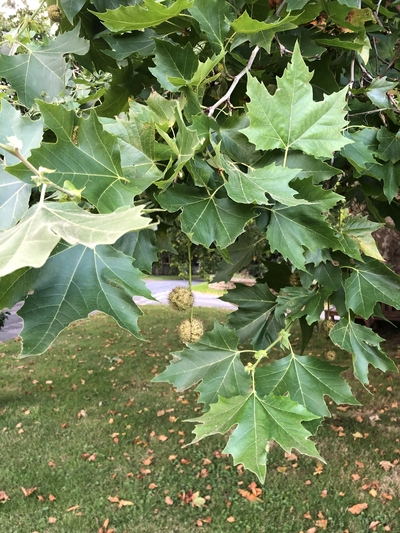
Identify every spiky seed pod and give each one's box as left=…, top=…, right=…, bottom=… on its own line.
left=289, top=272, right=301, bottom=287
left=325, top=349, right=336, bottom=362
left=178, top=318, right=204, bottom=344
left=321, top=320, right=335, bottom=334
left=168, top=286, right=194, bottom=312
left=47, top=5, right=63, bottom=22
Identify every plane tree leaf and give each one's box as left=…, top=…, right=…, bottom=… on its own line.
left=0, top=25, right=89, bottom=108
left=212, top=233, right=260, bottom=282
left=222, top=158, right=307, bottom=206
left=330, top=318, right=397, bottom=384
left=0, top=201, right=152, bottom=277
left=336, top=215, right=384, bottom=261
left=189, top=391, right=322, bottom=483
left=157, top=184, right=254, bottom=248
left=7, top=102, right=139, bottom=213
left=344, top=258, right=400, bottom=318
left=0, top=168, right=31, bottom=231
left=221, top=283, right=278, bottom=348
left=376, top=128, right=400, bottom=164
left=113, top=228, right=159, bottom=274
left=92, top=0, right=193, bottom=32
left=255, top=354, right=359, bottom=417
left=188, top=0, right=233, bottom=53
left=275, top=286, right=327, bottom=325
left=17, top=243, right=153, bottom=357
left=266, top=203, right=341, bottom=271
left=149, top=40, right=198, bottom=92
left=153, top=322, right=251, bottom=408
left=241, top=42, right=351, bottom=159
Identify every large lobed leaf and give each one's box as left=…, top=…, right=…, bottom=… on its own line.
left=13, top=244, right=153, bottom=357
left=0, top=25, right=89, bottom=108
left=153, top=322, right=251, bottom=408
left=189, top=391, right=322, bottom=483
left=0, top=202, right=153, bottom=277
left=255, top=354, right=359, bottom=418
left=241, top=42, right=351, bottom=159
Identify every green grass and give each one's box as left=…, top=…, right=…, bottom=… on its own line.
left=0, top=308, right=399, bottom=532
left=191, top=282, right=226, bottom=296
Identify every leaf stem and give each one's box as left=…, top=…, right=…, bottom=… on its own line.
left=207, top=46, right=260, bottom=117
left=188, top=240, right=194, bottom=321
left=0, top=143, right=78, bottom=199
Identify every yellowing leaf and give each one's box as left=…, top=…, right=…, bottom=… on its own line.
left=118, top=499, right=134, bottom=508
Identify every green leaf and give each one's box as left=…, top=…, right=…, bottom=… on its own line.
left=0, top=167, right=30, bottom=231
left=114, top=228, right=159, bottom=274
left=0, top=24, right=89, bottom=108
left=59, top=0, right=86, bottom=22
left=8, top=103, right=137, bottom=213
left=218, top=112, right=262, bottom=165
left=102, top=31, right=157, bottom=60
left=153, top=322, right=250, bottom=408
left=337, top=215, right=384, bottom=261
left=221, top=283, right=278, bottom=348
left=0, top=202, right=152, bottom=277
left=149, top=40, right=198, bottom=92
left=92, top=0, right=193, bottom=31
left=376, top=128, right=400, bottom=164
left=17, top=244, right=153, bottom=357
left=259, top=151, right=340, bottom=183
left=102, top=101, right=164, bottom=192
left=223, top=159, right=307, bottom=206
left=189, top=0, right=233, bottom=53
left=330, top=318, right=397, bottom=384
left=255, top=354, right=359, bottom=417
left=241, top=42, right=351, bottom=159
left=344, top=258, right=400, bottom=318
left=0, top=100, right=43, bottom=164
left=157, top=184, right=254, bottom=248
left=275, top=286, right=327, bottom=325
left=231, top=11, right=298, bottom=34
left=189, top=391, right=322, bottom=483
left=212, top=233, right=260, bottom=283
left=308, top=261, right=342, bottom=292
left=266, top=203, right=340, bottom=271
left=365, top=161, right=400, bottom=204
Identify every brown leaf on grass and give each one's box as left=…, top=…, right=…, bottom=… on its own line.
left=48, top=461, right=56, bottom=467
left=140, top=468, right=151, bottom=475
left=0, top=491, right=9, bottom=501
left=304, top=511, right=312, bottom=519
left=351, top=473, right=360, bottom=481
left=142, top=456, right=153, bottom=466
left=60, top=423, right=68, bottom=428
left=88, top=453, right=97, bottom=462
left=355, top=460, right=364, bottom=468
left=369, top=521, right=380, bottom=530
left=37, top=495, right=45, bottom=502
left=157, top=435, right=168, bottom=442
left=382, top=492, right=393, bottom=500
left=48, top=517, right=57, bottom=524
left=238, top=481, right=262, bottom=502
left=168, top=455, right=177, bottom=461
left=21, top=486, right=37, bottom=497
left=157, top=410, right=165, bottom=417
left=226, top=516, right=235, bottom=523
left=315, top=519, right=328, bottom=529
left=165, top=496, right=173, bottom=505
left=107, top=496, right=119, bottom=503
left=306, top=528, right=317, bottom=533
left=67, top=505, right=80, bottom=512
left=77, top=409, right=87, bottom=419
left=118, top=499, right=133, bottom=508
left=369, top=489, right=378, bottom=497
left=148, top=483, right=158, bottom=489
left=380, top=461, right=395, bottom=471
left=48, top=494, right=56, bottom=501
left=348, top=502, right=368, bottom=514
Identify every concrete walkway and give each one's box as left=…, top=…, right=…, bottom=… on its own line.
left=0, top=280, right=235, bottom=343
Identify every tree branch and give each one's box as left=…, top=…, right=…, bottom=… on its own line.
left=207, top=46, right=260, bottom=117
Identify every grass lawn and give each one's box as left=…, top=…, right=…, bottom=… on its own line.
left=0, top=306, right=400, bottom=532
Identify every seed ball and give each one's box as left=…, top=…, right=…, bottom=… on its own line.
left=289, top=272, right=301, bottom=287
left=325, top=349, right=336, bottom=362
left=168, top=286, right=194, bottom=311
left=321, top=320, right=335, bottom=333
left=47, top=5, right=63, bottom=22
left=178, top=318, right=204, bottom=344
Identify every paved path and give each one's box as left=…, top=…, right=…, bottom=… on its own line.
left=0, top=280, right=234, bottom=343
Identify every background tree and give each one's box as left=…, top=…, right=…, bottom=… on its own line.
left=0, top=0, right=400, bottom=482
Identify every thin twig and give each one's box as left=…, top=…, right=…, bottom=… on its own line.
left=275, top=0, right=287, bottom=18
left=380, top=44, right=400, bottom=77
left=207, top=46, right=260, bottom=117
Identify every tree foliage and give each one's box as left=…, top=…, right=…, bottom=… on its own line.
left=1, top=0, right=400, bottom=482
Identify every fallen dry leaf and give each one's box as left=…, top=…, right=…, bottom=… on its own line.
left=157, top=435, right=168, bottom=442
left=380, top=461, right=395, bottom=471
left=48, top=494, right=56, bottom=501
left=369, top=520, right=380, bottom=530
left=369, top=489, right=378, bottom=497
left=165, top=496, right=173, bottom=505
left=118, top=499, right=133, bottom=508
left=304, top=511, right=312, bottom=519
left=148, top=483, right=158, bottom=490
left=77, top=409, right=87, bottom=419
left=382, top=492, right=393, bottom=501
left=48, top=517, right=57, bottom=524
left=21, top=486, right=37, bottom=497
left=0, top=491, right=9, bottom=501
left=226, top=516, right=235, bottom=523
left=307, top=528, right=317, bottom=533
left=315, top=519, right=328, bottom=529
left=67, top=505, right=80, bottom=512
left=348, top=502, right=368, bottom=515
left=108, top=495, right=119, bottom=503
